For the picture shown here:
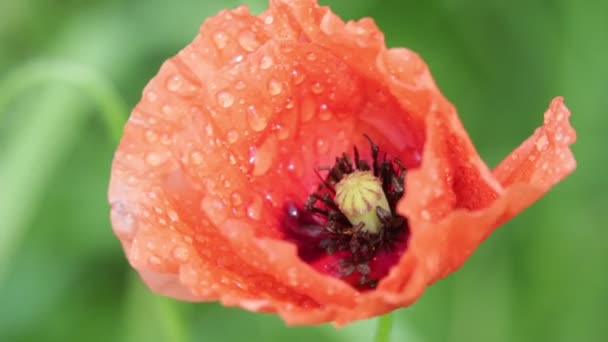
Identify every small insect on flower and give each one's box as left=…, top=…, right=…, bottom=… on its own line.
left=109, top=0, right=576, bottom=325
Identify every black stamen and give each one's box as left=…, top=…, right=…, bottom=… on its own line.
left=364, top=134, right=380, bottom=177
left=284, top=135, right=410, bottom=290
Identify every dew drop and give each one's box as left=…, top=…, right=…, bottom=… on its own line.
left=205, top=124, right=214, bottom=137
left=149, top=255, right=162, bottom=266
left=145, top=130, right=158, bottom=143
left=318, top=105, right=333, bottom=121
left=268, top=79, right=283, bottom=96
left=201, top=195, right=229, bottom=225
left=160, top=134, right=172, bottom=145
left=172, top=246, right=190, bottom=262
left=247, top=196, right=263, bottom=220
left=168, top=210, right=179, bottom=222
left=145, top=152, right=166, bottom=166
left=286, top=158, right=302, bottom=175
left=217, top=91, right=235, bottom=108
left=249, top=135, right=277, bottom=176
left=166, top=74, right=183, bottom=92
left=311, top=82, right=324, bottom=94
left=275, top=124, right=290, bottom=140
left=235, top=80, right=247, bottom=90
left=146, top=91, right=158, bottom=102
left=226, top=130, right=239, bottom=144
left=264, top=15, right=274, bottom=25
left=300, top=97, right=316, bottom=122
left=247, top=105, right=268, bottom=132
left=535, top=135, right=548, bottom=151
left=212, top=31, right=228, bottom=49
left=162, top=105, right=173, bottom=115
left=238, top=31, right=259, bottom=52
left=306, top=52, right=317, bottom=61
left=229, top=154, right=237, bottom=165
left=260, top=55, right=274, bottom=70
left=291, top=68, right=306, bottom=85
left=190, top=151, right=203, bottom=165
left=231, top=192, right=243, bottom=206
left=285, top=99, right=295, bottom=109
left=315, top=138, right=329, bottom=154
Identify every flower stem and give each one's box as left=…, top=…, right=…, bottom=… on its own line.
left=374, top=313, right=394, bottom=342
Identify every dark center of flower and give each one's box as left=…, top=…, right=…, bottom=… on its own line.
left=281, top=136, right=409, bottom=290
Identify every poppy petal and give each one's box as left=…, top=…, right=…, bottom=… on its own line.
left=109, top=0, right=576, bottom=325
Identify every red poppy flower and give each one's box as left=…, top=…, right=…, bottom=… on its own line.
left=108, top=0, right=576, bottom=325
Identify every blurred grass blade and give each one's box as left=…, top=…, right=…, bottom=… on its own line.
left=0, top=61, right=126, bottom=142
left=0, top=61, right=128, bottom=284
left=124, top=275, right=188, bottom=342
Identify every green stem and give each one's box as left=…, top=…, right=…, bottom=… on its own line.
left=375, top=313, right=394, bottom=342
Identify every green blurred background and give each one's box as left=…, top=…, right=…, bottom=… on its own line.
left=1, top=0, right=605, bottom=341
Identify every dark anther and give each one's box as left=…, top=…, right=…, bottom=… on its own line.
left=285, top=135, right=410, bottom=290
left=364, top=134, right=380, bottom=177
left=353, top=146, right=361, bottom=169
left=376, top=206, right=392, bottom=225
left=356, top=264, right=371, bottom=276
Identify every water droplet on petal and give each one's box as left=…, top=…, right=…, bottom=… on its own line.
left=167, top=74, right=183, bottom=92
left=291, top=68, right=306, bottom=85
left=172, top=246, right=190, bottom=262
left=201, top=195, right=229, bottom=225
left=247, top=196, right=263, bottom=221
left=226, top=130, right=239, bottom=143
left=274, top=124, right=290, bottom=140
left=249, top=135, right=277, bottom=176
left=238, top=31, right=259, bottom=52
left=213, top=31, right=228, bottom=49
left=145, top=152, right=166, bottom=166
left=264, top=15, right=274, bottom=25
left=235, top=80, right=246, bottom=90
left=260, top=55, right=273, bottom=70
left=285, top=99, right=295, bottom=109
left=149, top=255, right=162, bottom=266
left=146, top=91, right=158, bottom=102
left=145, top=130, right=158, bottom=143
left=315, top=138, right=329, bottom=154
left=306, top=52, right=317, bottom=61
left=318, top=104, right=333, bottom=121
left=311, top=82, right=324, bottom=94
left=247, top=105, right=268, bottom=132
left=535, top=135, right=548, bottom=151
left=168, top=210, right=179, bottom=222
left=268, top=79, right=283, bottom=96
left=217, top=91, right=235, bottom=108
left=286, top=158, right=302, bottom=175
left=231, top=192, right=243, bottom=206
left=190, top=151, right=203, bottom=165
left=162, top=105, right=173, bottom=115
left=300, top=97, right=316, bottom=122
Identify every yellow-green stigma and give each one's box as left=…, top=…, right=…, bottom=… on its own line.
left=334, top=171, right=391, bottom=234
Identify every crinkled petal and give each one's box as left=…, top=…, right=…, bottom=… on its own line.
left=109, top=0, right=576, bottom=325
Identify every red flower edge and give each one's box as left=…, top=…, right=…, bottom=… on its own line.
left=108, top=0, right=576, bottom=325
